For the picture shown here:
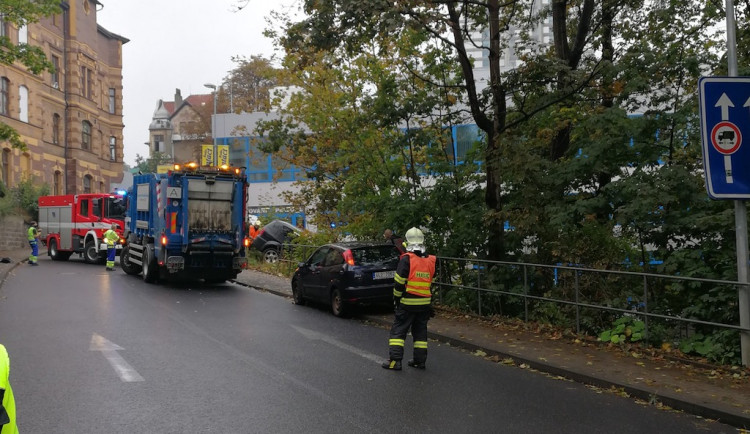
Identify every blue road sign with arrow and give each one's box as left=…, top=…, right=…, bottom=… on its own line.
left=699, top=76, right=750, bottom=199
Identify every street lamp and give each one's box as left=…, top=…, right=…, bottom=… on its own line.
left=204, top=83, right=217, bottom=166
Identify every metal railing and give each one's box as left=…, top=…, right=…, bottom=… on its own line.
left=434, top=256, right=749, bottom=341
left=252, top=244, right=749, bottom=342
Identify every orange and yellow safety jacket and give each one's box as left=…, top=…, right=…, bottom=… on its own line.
left=393, top=252, right=436, bottom=306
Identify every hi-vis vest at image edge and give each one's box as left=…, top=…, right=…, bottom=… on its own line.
left=400, top=253, right=437, bottom=306
left=0, top=344, right=17, bottom=434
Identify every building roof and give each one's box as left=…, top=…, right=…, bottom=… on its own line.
left=163, top=94, right=213, bottom=117
left=97, top=25, right=129, bottom=44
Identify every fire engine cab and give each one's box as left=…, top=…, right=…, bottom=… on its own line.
left=38, top=194, right=126, bottom=263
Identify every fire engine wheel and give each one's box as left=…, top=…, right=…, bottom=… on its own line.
left=330, top=288, right=347, bottom=317
left=83, top=240, right=100, bottom=264
left=120, top=246, right=141, bottom=276
left=142, top=247, right=158, bottom=283
left=48, top=239, right=71, bottom=261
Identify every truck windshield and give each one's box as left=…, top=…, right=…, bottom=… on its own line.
left=107, top=197, right=127, bottom=220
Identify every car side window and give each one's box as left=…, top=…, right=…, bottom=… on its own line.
left=309, top=247, right=329, bottom=267
left=323, top=249, right=344, bottom=267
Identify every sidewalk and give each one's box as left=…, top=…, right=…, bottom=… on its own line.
left=0, top=248, right=747, bottom=428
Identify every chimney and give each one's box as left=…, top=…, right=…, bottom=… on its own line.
left=174, top=88, right=183, bottom=107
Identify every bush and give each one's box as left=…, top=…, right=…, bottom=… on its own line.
left=0, top=179, right=49, bottom=220
left=599, top=316, right=645, bottom=344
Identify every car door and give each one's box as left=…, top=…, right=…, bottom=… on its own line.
left=318, top=247, right=345, bottom=298
left=300, top=246, right=330, bottom=301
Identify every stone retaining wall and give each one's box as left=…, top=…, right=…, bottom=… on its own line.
left=0, top=215, right=28, bottom=250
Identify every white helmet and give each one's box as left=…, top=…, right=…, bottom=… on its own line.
left=405, top=227, right=425, bottom=252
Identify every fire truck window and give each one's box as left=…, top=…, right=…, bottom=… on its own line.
left=107, top=197, right=127, bottom=220
left=93, top=198, right=102, bottom=218
left=80, top=199, right=89, bottom=217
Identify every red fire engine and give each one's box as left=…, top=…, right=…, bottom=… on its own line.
left=38, top=194, right=126, bottom=263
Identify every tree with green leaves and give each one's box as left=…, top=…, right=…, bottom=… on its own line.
left=222, top=55, right=279, bottom=113
left=133, top=152, right=172, bottom=174
left=258, top=0, right=746, bottom=362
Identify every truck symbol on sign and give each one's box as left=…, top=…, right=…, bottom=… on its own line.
left=718, top=130, right=736, bottom=147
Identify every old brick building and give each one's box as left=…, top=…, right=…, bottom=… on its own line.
left=0, top=0, right=127, bottom=195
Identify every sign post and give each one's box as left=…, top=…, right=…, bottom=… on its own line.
left=698, top=0, right=750, bottom=366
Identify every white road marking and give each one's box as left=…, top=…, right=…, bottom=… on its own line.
left=89, top=333, right=144, bottom=382
left=291, top=325, right=384, bottom=364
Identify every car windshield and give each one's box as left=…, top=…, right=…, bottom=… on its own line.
left=351, top=245, right=400, bottom=266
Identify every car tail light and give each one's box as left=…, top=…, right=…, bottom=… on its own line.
left=343, top=249, right=355, bottom=266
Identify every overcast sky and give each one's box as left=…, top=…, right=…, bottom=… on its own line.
left=97, top=0, right=292, bottom=166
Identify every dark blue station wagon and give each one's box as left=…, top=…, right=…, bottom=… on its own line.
left=291, top=242, right=402, bottom=316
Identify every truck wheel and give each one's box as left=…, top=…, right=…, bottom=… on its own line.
left=48, top=239, right=70, bottom=261
left=142, top=247, right=158, bottom=283
left=120, top=245, right=141, bottom=276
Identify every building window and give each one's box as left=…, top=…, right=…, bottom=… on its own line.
left=108, top=88, right=115, bottom=113
left=18, top=24, right=27, bottom=44
left=1, top=148, right=9, bottom=187
left=51, top=55, right=60, bottom=89
left=80, top=66, right=92, bottom=99
left=20, top=153, right=30, bottom=180
left=109, top=136, right=116, bottom=161
left=54, top=170, right=62, bottom=195
left=99, top=182, right=104, bottom=193
left=0, top=77, right=8, bottom=116
left=18, top=85, right=28, bottom=122
left=82, top=121, right=91, bottom=150
left=83, top=175, right=92, bottom=194
left=52, top=113, right=60, bottom=144
left=0, top=15, right=7, bottom=38
left=154, top=134, right=164, bottom=153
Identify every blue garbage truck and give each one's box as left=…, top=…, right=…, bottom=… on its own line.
left=120, top=163, right=250, bottom=283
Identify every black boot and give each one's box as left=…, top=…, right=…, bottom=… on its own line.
left=381, top=359, right=402, bottom=370
left=407, top=360, right=426, bottom=369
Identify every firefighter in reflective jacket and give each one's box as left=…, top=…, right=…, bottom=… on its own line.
left=103, top=224, right=120, bottom=271
left=0, top=344, right=17, bottom=434
left=382, top=227, right=437, bottom=370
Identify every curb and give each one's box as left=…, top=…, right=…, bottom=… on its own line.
left=0, top=258, right=25, bottom=290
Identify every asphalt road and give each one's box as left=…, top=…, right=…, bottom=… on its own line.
left=0, top=258, right=734, bottom=433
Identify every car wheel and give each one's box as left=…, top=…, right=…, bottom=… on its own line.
left=84, top=239, right=99, bottom=264
left=263, top=248, right=279, bottom=263
left=142, top=247, right=158, bottom=283
left=331, top=288, right=347, bottom=317
left=292, top=278, right=306, bottom=305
